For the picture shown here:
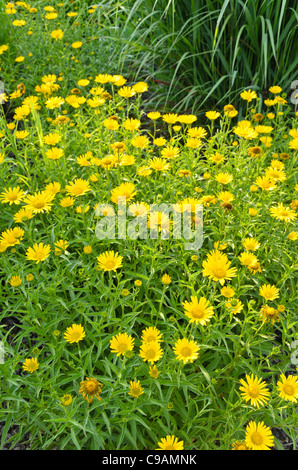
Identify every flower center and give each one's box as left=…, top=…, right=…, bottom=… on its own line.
left=181, top=347, right=192, bottom=357
left=247, top=386, right=260, bottom=398
left=7, top=235, right=18, bottom=244
left=118, top=342, right=128, bottom=353
left=283, top=384, right=294, bottom=396
left=280, top=210, right=289, bottom=217
left=146, top=349, right=156, bottom=359
left=71, top=332, right=81, bottom=341
left=33, top=201, right=46, bottom=209
left=35, top=250, right=45, bottom=259
left=251, top=432, right=263, bottom=445
left=213, top=268, right=226, bottom=279
left=191, top=307, right=204, bottom=319
left=146, top=336, right=156, bottom=342
left=105, top=260, right=116, bottom=269
left=85, top=381, right=98, bottom=394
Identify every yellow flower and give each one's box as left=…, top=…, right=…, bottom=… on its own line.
left=225, top=299, right=244, bottom=315
left=205, top=110, right=220, bottom=120
left=22, top=357, right=39, bottom=373
left=249, top=208, right=258, bottom=216
left=202, top=249, right=237, bottom=285
left=269, top=203, right=297, bottom=223
left=223, top=104, right=238, bottom=118
left=239, top=374, right=270, bottom=408
left=26, top=243, right=51, bottom=264
left=162, top=113, right=178, bottom=124
left=61, top=394, right=72, bottom=406
left=259, top=284, right=279, bottom=301
left=209, top=152, right=225, bottom=164
left=9, top=275, right=22, bottom=287
left=97, top=251, right=123, bottom=272
left=12, top=20, right=27, bottom=26
left=55, top=239, right=69, bottom=256
left=149, top=157, right=170, bottom=171
left=178, top=114, right=197, bottom=124
left=71, top=41, right=82, bottom=49
left=131, top=135, right=150, bottom=149
left=45, top=12, right=58, bottom=20
left=45, top=181, right=61, bottom=195
left=277, top=374, right=298, bottom=402
left=141, top=327, right=163, bottom=343
left=94, top=73, right=113, bottom=84
left=156, top=435, right=184, bottom=450
left=23, top=190, right=55, bottom=213
left=182, top=296, right=214, bottom=325
left=44, top=133, right=61, bottom=145
left=185, top=137, right=202, bottom=149
left=245, top=421, right=274, bottom=450
left=139, top=341, right=163, bottom=364
left=248, top=146, right=262, bottom=157
left=64, top=324, right=86, bottom=343
left=198, top=195, right=217, bottom=207
left=215, top=172, right=233, bottom=184
left=149, top=365, right=160, bottom=379
left=254, top=125, right=273, bottom=134
left=238, top=252, right=259, bottom=269
left=147, top=111, right=161, bottom=120
left=0, top=45, right=9, bottom=55
left=255, top=176, right=276, bottom=191
left=260, top=305, right=280, bottom=324
left=132, top=82, right=148, bottom=93
left=269, top=85, right=282, bottom=94
left=46, top=147, right=64, bottom=160
left=16, top=130, right=29, bottom=140
left=110, top=182, right=136, bottom=204
left=60, top=197, right=75, bottom=207
left=287, top=231, right=298, bottom=241
left=103, top=117, right=120, bottom=131
left=0, top=186, right=25, bottom=205
left=240, top=89, right=258, bottom=102
left=118, top=86, right=136, bottom=98
left=122, top=118, right=141, bottom=132
left=0, top=227, right=24, bottom=248
left=111, top=75, right=126, bottom=86
left=65, top=95, right=86, bottom=108
left=65, top=179, right=91, bottom=197
left=77, top=79, right=90, bottom=87
left=128, top=380, right=144, bottom=398
left=45, top=96, right=65, bottom=109
left=161, top=146, right=180, bottom=159
left=232, top=441, right=249, bottom=450
left=51, top=29, right=64, bottom=39
left=173, top=338, right=200, bottom=364
left=161, top=273, right=171, bottom=285
left=220, top=286, right=235, bottom=298
left=242, top=238, right=260, bottom=251
left=233, top=120, right=258, bottom=139
left=110, top=332, right=135, bottom=356
left=79, top=377, right=103, bottom=403
left=217, top=191, right=234, bottom=204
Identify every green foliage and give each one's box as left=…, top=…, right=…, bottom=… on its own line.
left=95, top=0, right=298, bottom=113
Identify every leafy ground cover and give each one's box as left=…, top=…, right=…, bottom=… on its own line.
left=0, top=1, right=297, bottom=451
